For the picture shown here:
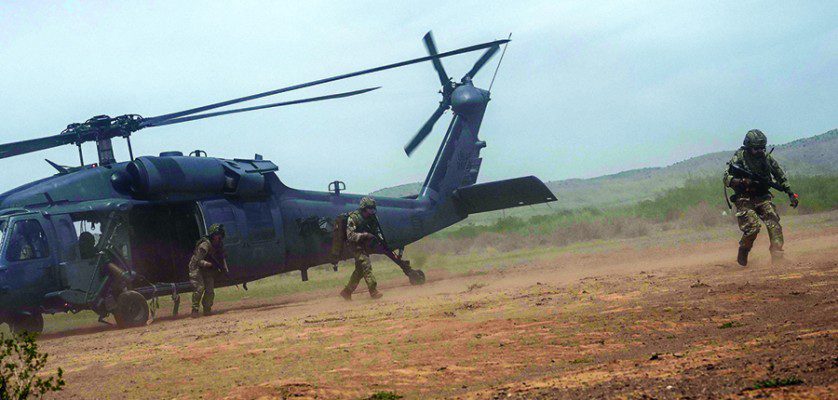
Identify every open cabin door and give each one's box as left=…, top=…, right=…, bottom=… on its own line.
left=198, top=199, right=284, bottom=281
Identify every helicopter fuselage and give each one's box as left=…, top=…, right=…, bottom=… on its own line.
left=0, top=156, right=444, bottom=317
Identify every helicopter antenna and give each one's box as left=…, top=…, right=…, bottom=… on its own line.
left=489, top=33, right=512, bottom=92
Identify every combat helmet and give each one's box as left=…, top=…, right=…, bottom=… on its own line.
left=207, top=223, right=225, bottom=238
left=743, top=129, right=767, bottom=149
left=359, top=196, right=377, bottom=210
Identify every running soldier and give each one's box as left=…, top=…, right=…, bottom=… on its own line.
left=724, top=129, right=798, bottom=266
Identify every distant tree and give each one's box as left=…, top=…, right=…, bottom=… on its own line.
left=0, top=332, right=64, bottom=399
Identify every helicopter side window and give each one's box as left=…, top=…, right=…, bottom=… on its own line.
left=5, top=220, right=50, bottom=262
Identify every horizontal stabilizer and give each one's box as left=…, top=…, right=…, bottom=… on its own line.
left=453, top=176, right=556, bottom=214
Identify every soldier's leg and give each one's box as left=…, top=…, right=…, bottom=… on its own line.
left=189, top=267, right=205, bottom=314
left=345, top=251, right=365, bottom=293
left=735, top=199, right=761, bottom=266
left=202, top=269, right=215, bottom=314
left=357, top=253, right=379, bottom=297
left=756, top=200, right=784, bottom=261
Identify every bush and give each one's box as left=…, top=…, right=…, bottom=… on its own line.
left=1, top=333, right=65, bottom=399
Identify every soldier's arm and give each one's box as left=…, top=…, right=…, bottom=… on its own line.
left=767, top=155, right=791, bottom=192
left=723, top=153, right=740, bottom=187
left=346, top=215, right=364, bottom=243
left=194, top=242, right=213, bottom=268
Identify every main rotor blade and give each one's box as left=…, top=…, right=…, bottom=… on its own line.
left=463, top=45, right=500, bottom=81
left=145, top=87, right=380, bottom=128
left=423, top=31, right=450, bottom=87
left=404, top=102, right=448, bottom=156
left=142, top=35, right=510, bottom=127
left=0, top=134, right=78, bottom=160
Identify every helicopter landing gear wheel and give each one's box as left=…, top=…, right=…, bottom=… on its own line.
left=8, top=312, right=44, bottom=335
left=408, top=269, right=426, bottom=285
left=114, top=291, right=149, bottom=328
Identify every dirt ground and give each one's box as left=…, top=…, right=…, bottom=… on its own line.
left=39, top=224, right=837, bottom=399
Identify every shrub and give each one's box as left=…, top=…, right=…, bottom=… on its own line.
left=1, top=333, right=65, bottom=399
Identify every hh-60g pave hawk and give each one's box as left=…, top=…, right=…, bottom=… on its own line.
left=0, top=32, right=556, bottom=333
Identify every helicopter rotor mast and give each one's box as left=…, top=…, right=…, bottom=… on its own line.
left=0, top=34, right=510, bottom=166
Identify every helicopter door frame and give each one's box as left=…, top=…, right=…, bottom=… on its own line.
left=0, top=213, right=60, bottom=307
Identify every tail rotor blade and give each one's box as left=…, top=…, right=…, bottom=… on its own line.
left=423, top=31, right=450, bottom=87
left=463, top=45, right=500, bottom=81
left=405, top=103, right=448, bottom=156
left=144, top=86, right=380, bottom=128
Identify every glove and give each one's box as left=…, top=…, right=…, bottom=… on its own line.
left=789, top=192, right=799, bottom=208
left=360, top=232, right=375, bottom=241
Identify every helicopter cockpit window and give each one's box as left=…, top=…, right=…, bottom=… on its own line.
left=5, top=220, right=50, bottom=262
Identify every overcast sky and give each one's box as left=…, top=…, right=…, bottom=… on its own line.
left=0, top=1, right=835, bottom=194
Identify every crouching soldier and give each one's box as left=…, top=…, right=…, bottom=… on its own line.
left=189, top=223, right=228, bottom=317
left=339, top=197, right=383, bottom=300
left=724, top=129, right=798, bottom=266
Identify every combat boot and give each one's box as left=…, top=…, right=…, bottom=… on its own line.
left=191, top=309, right=200, bottom=318
left=339, top=288, right=352, bottom=301
left=369, top=290, right=383, bottom=299
left=737, top=247, right=749, bottom=266
left=203, top=306, right=212, bottom=316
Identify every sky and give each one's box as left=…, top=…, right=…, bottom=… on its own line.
left=0, top=1, right=835, bottom=194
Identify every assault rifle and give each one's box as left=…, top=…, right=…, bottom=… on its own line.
left=206, top=246, right=230, bottom=276
left=726, top=163, right=799, bottom=209
left=727, top=163, right=791, bottom=194
left=370, top=216, right=426, bottom=286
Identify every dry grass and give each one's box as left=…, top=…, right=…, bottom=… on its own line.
left=413, top=216, right=661, bottom=256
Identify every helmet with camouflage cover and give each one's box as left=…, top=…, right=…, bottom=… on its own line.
left=359, top=196, right=376, bottom=210
left=207, top=223, right=225, bottom=238
left=743, top=129, right=767, bottom=149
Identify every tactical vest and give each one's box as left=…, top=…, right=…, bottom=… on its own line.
left=732, top=149, right=773, bottom=197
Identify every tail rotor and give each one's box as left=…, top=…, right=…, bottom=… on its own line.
left=403, top=31, right=504, bottom=156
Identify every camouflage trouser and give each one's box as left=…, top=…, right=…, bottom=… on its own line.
left=734, top=195, right=783, bottom=252
left=190, top=266, right=215, bottom=311
left=345, top=247, right=377, bottom=294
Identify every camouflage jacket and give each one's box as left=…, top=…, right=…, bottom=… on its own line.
left=723, top=148, right=791, bottom=197
left=188, top=237, right=227, bottom=271
left=345, top=210, right=380, bottom=244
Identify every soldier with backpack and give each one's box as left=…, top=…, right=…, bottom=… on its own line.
left=338, top=197, right=384, bottom=300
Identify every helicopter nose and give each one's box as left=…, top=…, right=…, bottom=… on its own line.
left=450, top=85, right=487, bottom=115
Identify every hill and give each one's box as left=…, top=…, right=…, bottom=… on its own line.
left=373, top=129, right=837, bottom=210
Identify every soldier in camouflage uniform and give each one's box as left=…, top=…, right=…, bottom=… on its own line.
left=339, top=197, right=383, bottom=300
left=189, top=223, right=229, bottom=317
left=723, top=129, right=798, bottom=266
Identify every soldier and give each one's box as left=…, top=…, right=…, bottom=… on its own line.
left=724, top=129, right=798, bottom=266
left=189, top=223, right=229, bottom=317
left=339, top=197, right=383, bottom=300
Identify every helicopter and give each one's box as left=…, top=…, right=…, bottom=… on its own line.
left=0, top=32, right=556, bottom=334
